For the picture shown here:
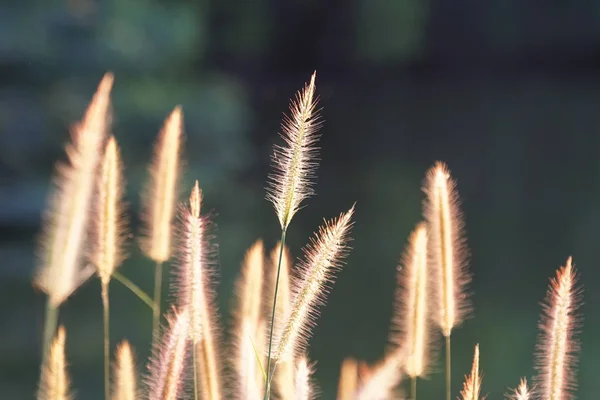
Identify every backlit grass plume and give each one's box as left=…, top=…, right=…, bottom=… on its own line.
left=337, top=358, right=358, bottom=400
left=273, top=205, right=354, bottom=363
left=423, top=162, right=470, bottom=400
left=37, top=326, right=71, bottom=400
left=91, top=136, right=127, bottom=400
left=294, top=357, right=315, bottom=400
left=534, top=257, right=582, bottom=400
left=506, top=378, right=531, bottom=400
left=146, top=308, right=190, bottom=400
left=392, top=222, right=430, bottom=392
left=175, top=181, right=222, bottom=400
left=112, top=341, right=137, bottom=400
left=266, top=72, right=321, bottom=231
left=234, top=240, right=266, bottom=398
left=460, top=344, right=483, bottom=400
left=355, top=353, right=404, bottom=400
left=141, top=106, right=184, bottom=338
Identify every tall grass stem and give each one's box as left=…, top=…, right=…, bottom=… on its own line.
left=113, top=271, right=155, bottom=309
left=446, top=335, right=451, bottom=400
left=102, top=283, right=110, bottom=400
left=264, top=229, right=287, bottom=400
left=41, top=298, right=59, bottom=361
left=411, top=377, right=417, bottom=400
left=153, top=261, right=163, bottom=344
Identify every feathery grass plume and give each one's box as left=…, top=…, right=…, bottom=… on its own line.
left=266, top=72, right=321, bottom=230
left=112, top=341, right=137, bottom=400
left=506, top=378, right=531, bottom=400
left=355, top=353, right=404, bottom=400
left=141, top=106, right=183, bottom=262
left=267, top=243, right=294, bottom=400
left=35, top=73, right=113, bottom=307
left=294, top=357, right=315, bottom=400
left=141, top=106, right=184, bottom=338
left=423, top=162, right=470, bottom=400
left=92, top=136, right=127, bottom=286
left=175, top=181, right=222, bottom=400
left=460, top=345, right=483, bottom=400
left=273, top=205, right=355, bottom=362
left=92, top=136, right=127, bottom=400
left=233, top=240, right=266, bottom=398
left=392, top=223, right=430, bottom=380
left=337, top=358, right=358, bottom=400
left=37, top=326, right=71, bottom=400
left=534, top=257, right=582, bottom=400
left=423, top=161, right=470, bottom=336
left=146, top=308, right=190, bottom=400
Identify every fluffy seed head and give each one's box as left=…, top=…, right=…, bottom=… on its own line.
left=35, top=73, right=113, bottom=306
left=534, top=257, right=582, bottom=400
left=112, top=341, right=137, bottom=400
left=294, top=357, right=315, bottom=400
left=273, top=205, right=354, bottom=362
left=38, top=326, right=71, bottom=400
left=235, top=240, right=265, bottom=335
left=92, top=136, right=127, bottom=286
left=507, top=378, right=531, bottom=400
left=146, top=308, right=190, bottom=400
left=337, top=358, right=358, bottom=400
left=423, top=161, right=470, bottom=337
left=460, top=344, right=483, bottom=400
left=141, top=106, right=183, bottom=262
left=266, top=72, right=322, bottom=230
left=355, top=353, right=404, bottom=400
left=392, top=223, right=430, bottom=378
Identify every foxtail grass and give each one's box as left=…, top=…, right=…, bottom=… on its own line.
left=423, top=162, right=471, bottom=400
left=37, top=326, right=70, bottom=400
left=460, top=344, right=482, bottom=400
left=141, top=106, right=184, bottom=342
left=294, top=357, right=314, bottom=400
left=506, top=378, right=531, bottom=400
left=112, top=341, right=137, bottom=400
left=534, top=257, right=582, bottom=400
left=337, top=358, right=358, bottom=400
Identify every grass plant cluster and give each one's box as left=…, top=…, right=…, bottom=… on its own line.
left=34, top=73, right=583, bottom=400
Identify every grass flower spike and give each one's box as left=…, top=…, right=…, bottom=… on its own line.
left=176, top=181, right=222, bottom=400
left=266, top=72, right=321, bottom=230
left=112, top=341, right=137, bottom=400
left=147, top=308, right=190, bottom=400
left=35, top=73, right=113, bottom=306
left=294, top=357, right=315, bottom=400
left=355, top=353, right=404, bottom=400
left=534, top=257, right=582, bottom=400
left=273, top=205, right=354, bottom=362
left=37, top=327, right=71, bottom=400
left=460, top=344, right=483, bottom=400
left=423, top=162, right=470, bottom=400
left=506, top=378, right=531, bottom=400
left=141, top=106, right=184, bottom=338
left=337, top=358, right=358, bottom=400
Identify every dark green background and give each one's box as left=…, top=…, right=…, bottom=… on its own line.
left=0, top=0, right=598, bottom=398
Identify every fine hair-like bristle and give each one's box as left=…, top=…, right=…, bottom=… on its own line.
left=422, top=161, right=470, bottom=337
left=294, top=357, right=315, bottom=400
left=337, top=358, right=358, bottom=400
left=392, top=222, right=430, bottom=378
left=273, top=205, right=354, bottom=362
left=35, top=73, right=114, bottom=306
left=38, top=326, right=71, bottom=400
left=174, top=182, right=222, bottom=400
left=506, top=378, right=531, bottom=400
left=146, top=308, right=190, bottom=400
left=92, top=136, right=127, bottom=286
left=460, top=344, right=483, bottom=400
left=267, top=243, right=294, bottom=399
left=141, top=106, right=183, bottom=262
left=266, top=72, right=322, bottom=230
left=112, top=341, right=137, bottom=400
left=534, top=257, right=582, bottom=400
left=233, top=240, right=265, bottom=399
left=355, top=353, right=404, bottom=400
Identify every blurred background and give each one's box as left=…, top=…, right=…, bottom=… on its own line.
left=1, top=0, right=599, bottom=398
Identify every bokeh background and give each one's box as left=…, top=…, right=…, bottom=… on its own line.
left=1, top=0, right=599, bottom=398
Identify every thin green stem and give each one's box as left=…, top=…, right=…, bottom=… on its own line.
left=263, top=229, right=287, bottom=400
left=102, top=282, right=110, bottom=400
left=153, top=261, right=163, bottom=345
left=446, top=334, right=451, bottom=400
left=112, top=271, right=155, bottom=309
left=411, top=376, right=417, bottom=400
left=41, top=297, right=59, bottom=361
